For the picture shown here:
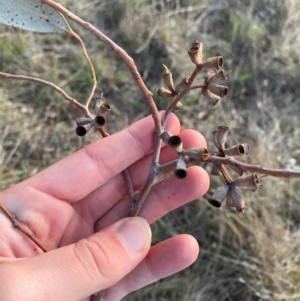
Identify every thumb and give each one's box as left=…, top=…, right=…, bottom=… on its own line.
left=0, top=217, right=151, bottom=301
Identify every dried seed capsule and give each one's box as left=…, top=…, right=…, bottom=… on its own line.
left=76, top=117, right=94, bottom=126
left=223, top=143, right=251, bottom=156
left=94, top=116, right=106, bottom=128
left=174, top=154, right=187, bottom=179
left=187, top=41, right=203, bottom=65
left=182, top=148, right=209, bottom=161
left=226, top=186, right=246, bottom=214
left=76, top=122, right=94, bottom=137
left=200, top=56, right=224, bottom=69
left=202, top=88, right=221, bottom=106
left=207, top=84, right=228, bottom=98
left=96, top=103, right=111, bottom=117
left=208, top=185, right=229, bottom=208
left=232, top=174, right=261, bottom=192
left=157, top=87, right=173, bottom=99
left=206, top=69, right=227, bottom=83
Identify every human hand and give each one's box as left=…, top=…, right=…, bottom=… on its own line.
left=0, top=113, right=209, bottom=301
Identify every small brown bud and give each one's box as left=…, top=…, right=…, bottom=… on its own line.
left=187, top=41, right=203, bottom=65
left=208, top=83, right=228, bottom=98
left=174, top=154, right=187, bottom=179
left=157, top=87, right=173, bottom=99
left=162, top=64, right=176, bottom=94
left=200, top=56, right=224, bottom=69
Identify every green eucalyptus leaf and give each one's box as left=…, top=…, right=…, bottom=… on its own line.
left=0, top=0, right=69, bottom=33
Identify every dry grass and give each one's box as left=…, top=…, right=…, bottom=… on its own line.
left=1, top=0, right=300, bottom=300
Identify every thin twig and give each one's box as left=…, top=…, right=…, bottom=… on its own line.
left=59, top=13, right=97, bottom=108
left=190, top=83, right=206, bottom=90
left=207, top=155, right=300, bottom=178
left=69, top=30, right=97, bottom=108
left=0, top=203, right=48, bottom=252
left=0, top=71, right=111, bottom=138
left=0, top=72, right=89, bottom=116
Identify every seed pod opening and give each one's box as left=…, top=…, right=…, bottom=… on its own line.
left=76, top=126, right=87, bottom=137
left=94, top=116, right=106, bottom=128
left=174, top=154, right=187, bottom=179
left=168, top=135, right=182, bottom=148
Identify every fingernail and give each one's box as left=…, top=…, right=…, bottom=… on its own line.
left=117, top=217, right=151, bottom=254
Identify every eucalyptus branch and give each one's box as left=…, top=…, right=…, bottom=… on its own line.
left=69, top=30, right=97, bottom=108
left=2, top=2, right=300, bottom=300
left=0, top=203, right=48, bottom=252
left=0, top=71, right=111, bottom=138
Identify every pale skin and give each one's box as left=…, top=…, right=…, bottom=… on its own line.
left=0, top=113, right=209, bottom=301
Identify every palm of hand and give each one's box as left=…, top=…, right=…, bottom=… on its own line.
left=0, top=114, right=209, bottom=300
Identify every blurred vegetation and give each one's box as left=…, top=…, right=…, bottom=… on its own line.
left=1, top=0, right=300, bottom=300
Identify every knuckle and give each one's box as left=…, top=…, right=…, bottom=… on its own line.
left=73, top=237, right=112, bottom=282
